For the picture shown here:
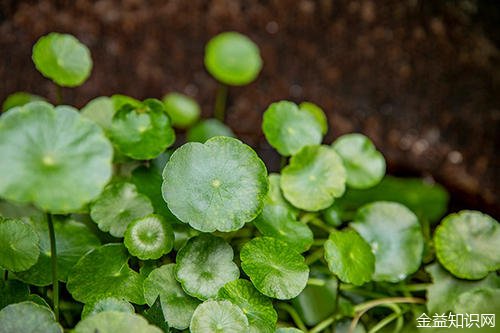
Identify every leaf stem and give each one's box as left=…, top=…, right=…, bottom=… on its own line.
left=309, top=317, right=334, bottom=333
left=3, top=270, right=8, bottom=281
left=307, top=278, right=326, bottom=287
left=55, top=86, right=63, bottom=105
left=350, top=297, right=425, bottom=333
left=308, top=218, right=335, bottom=233
left=304, top=248, right=324, bottom=266
left=367, top=309, right=408, bottom=333
left=214, top=83, right=228, bottom=122
left=46, top=212, right=59, bottom=322
left=276, top=303, right=308, bottom=332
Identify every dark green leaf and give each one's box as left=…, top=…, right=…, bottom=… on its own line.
left=0, top=218, right=39, bottom=272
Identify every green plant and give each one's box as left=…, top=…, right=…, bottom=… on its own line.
left=0, top=31, right=499, bottom=333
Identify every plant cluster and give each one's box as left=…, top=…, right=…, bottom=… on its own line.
left=0, top=31, right=499, bottom=333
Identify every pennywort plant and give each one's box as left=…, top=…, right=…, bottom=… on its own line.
left=0, top=31, right=498, bottom=333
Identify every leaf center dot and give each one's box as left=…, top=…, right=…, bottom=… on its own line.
left=211, top=179, right=222, bottom=188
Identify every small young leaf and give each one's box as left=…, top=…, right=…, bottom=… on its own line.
left=0, top=218, right=39, bottom=272
left=90, top=182, right=154, bottom=238
left=324, top=229, right=374, bottom=286
left=425, top=263, right=500, bottom=314
left=124, top=214, right=174, bottom=260
left=351, top=202, right=424, bottom=282
left=175, top=235, right=239, bottom=300
left=0, top=301, right=62, bottom=333
left=0, top=280, right=30, bottom=310
left=74, top=311, right=162, bottom=333
left=186, top=118, right=235, bottom=143
left=2, top=92, right=44, bottom=112
left=67, top=244, right=145, bottom=304
left=81, top=297, right=135, bottom=319
left=81, top=96, right=115, bottom=131
left=163, top=92, right=200, bottom=128
left=240, top=237, right=309, bottom=300
left=253, top=204, right=313, bottom=253
left=262, top=101, right=323, bottom=156
left=15, top=218, right=100, bottom=285
left=281, top=145, right=346, bottom=211
left=109, top=98, right=175, bottom=160
left=190, top=300, right=249, bottom=333
left=32, top=32, right=92, bottom=87
left=144, top=264, right=200, bottom=330
left=434, top=210, right=500, bottom=280
left=299, top=102, right=328, bottom=135
left=162, top=136, right=268, bottom=232
left=0, top=102, right=113, bottom=213
left=204, top=32, right=262, bottom=86
left=143, top=297, right=170, bottom=333
left=218, top=279, right=278, bottom=333
left=332, top=133, right=385, bottom=189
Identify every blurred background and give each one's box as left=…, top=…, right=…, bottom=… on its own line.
left=0, top=0, right=498, bottom=217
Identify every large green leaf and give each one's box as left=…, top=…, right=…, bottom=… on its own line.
left=175, top=235, right=239, bottom=300
left=434, top=210, right=500, bottom=280
left=190, top=300, right=250, bottom=333
left=0, top=102, right=113, bottom=213
left=81, top=297, right=135, bottom=319
left=74, top=311, right=162, bottom=333
left=90, top=182, right=154, bottom=238
left=163, top=92, right=200, bottom=128
left=124, top=214, right=174, bottom=260
left=218, top=279, right=277, bottom=333
left=425, top=263, right=500, bottom=314
left=162, top=136, right=268, bottom=232
left=324, top=229, right=375, bottom=286
left=0, top=218, right=39, bottom=272
left=15, top=218, right=100, bottom=285
left=32, top=32, right=92, bottom=87
left=0, top=301, right=62, bottom=333
left=350, top=202, right=423, bottom=282
left=281, top=145, right=346, bottom=211
left=67, top=244, right=145, bottom=304
left=240, top=237, right=309, bottom=300
left=262, top=101, right=323, bottom=156
left=186, top=118, right=235, bottom=143
left=332, top=133, right=385, bottom=189
left=109, top=99, right=175, bottom=160
left=143, top=264, right=200, bottom=330
left=204, top=32, right=262, bottom=86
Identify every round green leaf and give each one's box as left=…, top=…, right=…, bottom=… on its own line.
left=190, top=300, right=249, bottom=333
left=350, top=202, right=424, bottom=282
left=175, top=234, right=239, bottom=300
left=144, top=264, right=200, bottom=330
left=109, top=99, right=175, bottom=160
left=434, top=210, right=500, bottom=280
left=0, top=301, right=62, bottom=333
left=124, top=214, right=174, bottom=260
left=299, top=102, right=328, bottom=135
left=262, top=101, right=323, bottom=156
left=163, top=92, right=201, bottom=128
left=2, top=92, right=44, bottom=112
left=0, top=102, right=113, bottom=213
left=0, top=218, right=39, bottom=272
left=332, top=133, right=385, bottom=189
left=67, top=244, right=145, bottom=304
left=254, top=204, right=313, bottom=253
left=187, top=118, right=235, bottom=143
left=0, top=280, right=30, bottom=310
left=81, top=297, right=135, bottom=319
left=454, top=287, right=500, bottom=317
left=162, top=136, right=268, bottom=232
left=15, top=218, right=100, bottom=285
left=74, top=311, right=162, bottom=333
left=218, top=279, right=277, bottom=333
left=324, top=229, right=375, bottom=286
left=32, top=32, right=92, bottom=87
left=81, top=96, right=115, bottom=131
left=281, top=145, right=346, bottom=211
left=240, top=237, right=309, bottom=300
left=204, top=32, right=262, bottom=86
left=90, top=182, right=154, bottom=238
left=266, top=174, right=299, bottom=216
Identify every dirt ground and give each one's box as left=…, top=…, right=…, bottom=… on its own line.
left=0, top=0, right=498, bottom=218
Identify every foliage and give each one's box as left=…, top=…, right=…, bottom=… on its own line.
left=0, top=30, right=497, bottom=333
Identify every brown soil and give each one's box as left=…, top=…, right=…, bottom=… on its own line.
left=1, top=0, right=498, bottom=218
